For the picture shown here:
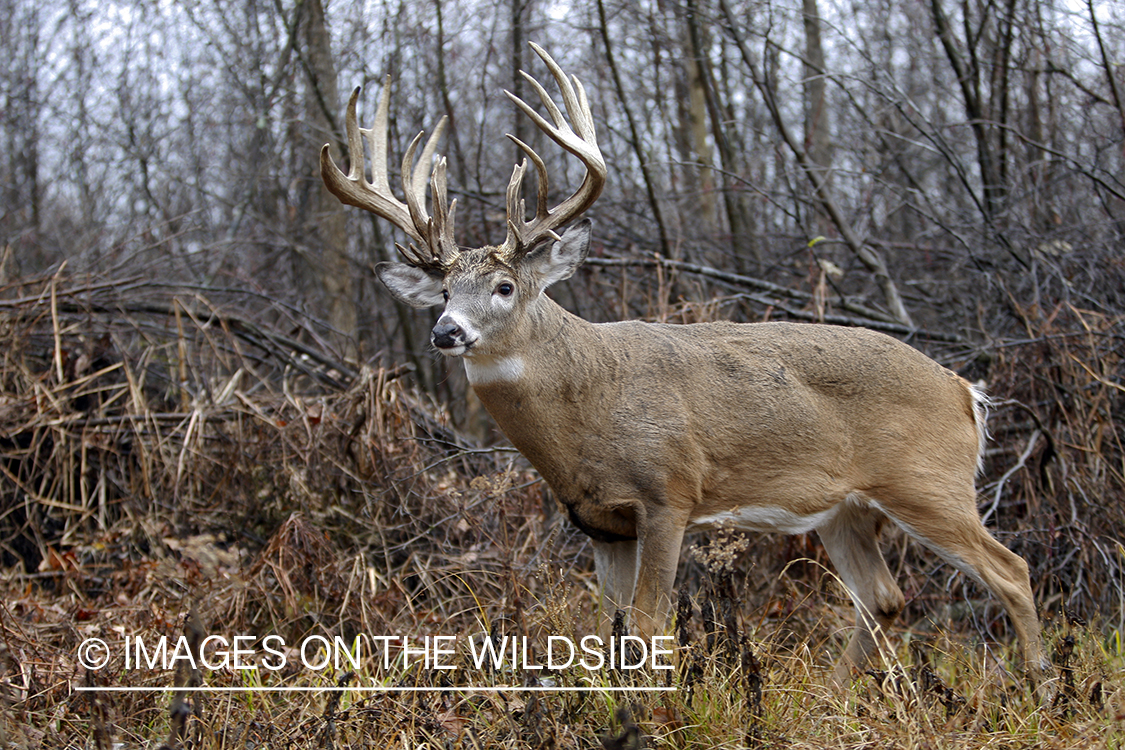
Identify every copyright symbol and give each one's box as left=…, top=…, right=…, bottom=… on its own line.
left=77, top=638, right=110, bottom=671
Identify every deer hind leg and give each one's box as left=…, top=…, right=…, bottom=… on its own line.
left=592, top=539, right=639, bottom=633
left=876, top=489, right=1050, bottom=686
left=817, top=500, right=906, bottom=685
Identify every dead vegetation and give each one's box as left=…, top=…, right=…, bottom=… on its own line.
left=0, top=268, right=1123, bottom=748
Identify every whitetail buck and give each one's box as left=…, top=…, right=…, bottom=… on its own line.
left=321, top=44, right=1049, bottom=685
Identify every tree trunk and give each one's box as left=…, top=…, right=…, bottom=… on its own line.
left=682, top=22, right=717, bottom=229
left=301, top=0, right=356, bottom=357
left=718, top=0, right=914, bottom=327
left=928, top=0, right=1028, bottom=265
left=685, top=0, right=757, bottom=269
left=802, top=0, right=833, bottom=236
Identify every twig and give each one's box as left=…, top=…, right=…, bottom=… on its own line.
left=715, top=0, right=917, bottom=325
left=732, top=294, right=962, bottom=342
left=982, top=429, right=1040, bottom=525
left=158, top=607, right=205, bottom=750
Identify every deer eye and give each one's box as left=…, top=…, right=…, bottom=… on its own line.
left=442, top=289, right=449, bottom=302
left=496, top=282, right=514, bottom=297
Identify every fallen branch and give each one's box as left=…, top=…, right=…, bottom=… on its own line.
left=584, top=256, right=962, bottom=341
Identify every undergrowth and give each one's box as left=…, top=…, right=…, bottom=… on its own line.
left=0, top=270, right=1122, bottom=748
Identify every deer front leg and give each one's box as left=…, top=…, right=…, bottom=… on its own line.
left=629, top=507, right=689, bottom=640
left=593, top=539, right=638, bottom=630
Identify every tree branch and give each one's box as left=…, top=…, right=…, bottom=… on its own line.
left=596, top=0, right=672, bottom=257
left=716, top=0, right=915, bottom=327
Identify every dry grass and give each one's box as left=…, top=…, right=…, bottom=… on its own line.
left=0, top=270, right=1123, bottom=748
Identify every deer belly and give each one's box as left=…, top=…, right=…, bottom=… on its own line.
left=688, top=505, right=838, bottom=534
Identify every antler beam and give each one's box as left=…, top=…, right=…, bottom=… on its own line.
left=500, top=43, right=607, bottom=257
left=320, top=45, right=605, bottom=271
left=320, top=78, right=459, bottom=273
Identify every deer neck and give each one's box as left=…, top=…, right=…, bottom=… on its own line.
left=463, top=295, right=596, bottom=389
left=463, top=297, right=610, bottom=460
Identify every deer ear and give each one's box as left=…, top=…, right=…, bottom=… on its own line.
left=376, top=262, right=445, bottom=308
left=527, top=219, right=591, bottom=289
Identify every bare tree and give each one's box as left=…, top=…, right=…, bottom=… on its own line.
left=0, top=0, right=43, bottom=269
left=928, top=0, right=1029, bottom=266
left=596, top=0, right=672, bottom=257
left=5, top=0, right=1122, bottom=361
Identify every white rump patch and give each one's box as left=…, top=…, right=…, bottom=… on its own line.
left=465, top=355, right=525, bottom=385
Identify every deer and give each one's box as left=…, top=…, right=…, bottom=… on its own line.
left=320, top=43, right=1049, bottom=687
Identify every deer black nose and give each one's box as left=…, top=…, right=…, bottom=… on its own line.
left=432, top=322, right=464, bottom=350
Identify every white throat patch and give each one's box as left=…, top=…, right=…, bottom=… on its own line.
left=464, top=355, right=525, bottom=385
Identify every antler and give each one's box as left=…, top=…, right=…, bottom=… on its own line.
left=321, top=48, right=603, bottom=268
left=320, top=77, right=459, bottom=273
left=500, top=43, right=607, bottom=259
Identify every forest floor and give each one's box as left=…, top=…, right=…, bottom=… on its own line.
left=2, top=504, right=1122, bottom=749
left=1, top=271, right=1123, bottom=748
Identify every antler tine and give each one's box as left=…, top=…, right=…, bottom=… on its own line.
left=498, top=42, right=606, bottom=258
left=399, top=131, right=432, bottom=254
left=429, top=156, right=458, bottom=259
left=321, top=83, right=416, bottom=243
left=320, top=77, right=459, bottom=273
left=399, top=119, right=458, bottom=267
left=504, top=139, right=552, bottom=247
left=365, top=76, right=396, bottom=199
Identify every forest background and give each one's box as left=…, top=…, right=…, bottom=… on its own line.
left=1, top=0, right=1123, bottom=746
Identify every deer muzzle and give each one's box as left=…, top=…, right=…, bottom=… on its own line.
left=431, top=318, right=470, bottom=354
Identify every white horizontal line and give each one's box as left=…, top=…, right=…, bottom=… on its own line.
left=75, top=685, right=676, bottom=693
